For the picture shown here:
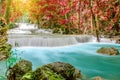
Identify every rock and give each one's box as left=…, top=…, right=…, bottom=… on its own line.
left=97, top=47, right=119, bottom=55
left=21, top=62, right=82, bottom=80
left=93, top=76, right=103, bottom=80
left=32, top=67, right=65, bottom=80
left=20, top=72, right=33, bottom=80
left=0, top=36, right=8, bottom=45
left=0, top=51, right=9, bottom=60
left=116, top=38, right=120, bottom=44
left=0, top=43, right=12, bottom=51
left=0, top=43, right=12, bottom=60
left=8, top=60, right=32, bottom=80
left=41, top=62, right=82, bottom=80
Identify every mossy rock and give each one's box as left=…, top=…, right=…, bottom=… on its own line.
left=0, top=43, right=12, bottom=51
left=0, top=51, right=9, bottom=60
left=0, top=43, right=11, bottom=60
left=0, top=26, right=7, bottom=36
left=8, top=60, right=32, bottom=80
left=21, top=62, right=82, bottom=80
left=20, top=72, right=33, bottom=80
left=33, top=67, right=65, bottom=80
left=97, top=47, right=119, bottom=55
left=41, top=62, right=82, bottom=80
left=21, top=67, right=65, bottom=80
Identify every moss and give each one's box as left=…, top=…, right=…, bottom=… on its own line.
left=33, top=67, right=65, bottom=80
left=21, top=72, right=33, bottom=80
left=41, top=62, right=82, bottom=80
left=8, top=61, right=82, bottom=80
left=0, top=43, right=12, bottom=51
left=8, top=60, right=32, bottom=80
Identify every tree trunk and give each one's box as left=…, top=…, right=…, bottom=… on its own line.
left=90, top=0, right=100, bottom=42
left=37, top=16, right=40, bottom=29
left=78, top=0, right=81, bottom=34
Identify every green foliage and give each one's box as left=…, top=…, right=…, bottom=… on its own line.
left=6, top=49, right=22, bottom=68
left=5, top=49, right=23, bottom=77
left=8, top=23, right=17, bottom=29
left=21, top=72, right=33, bottom=80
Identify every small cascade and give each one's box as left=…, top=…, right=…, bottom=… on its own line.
left=8, top=34, right=94, bottom=47
left=7, top=23, right=52, bottom=34
left=8, top=35, right=78, bottom=47
left=8, top=23, right=36, bottom=34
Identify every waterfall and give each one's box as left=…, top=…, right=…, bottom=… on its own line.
left=7, top=23, right=94, bottom=47
left=8, top=35, right=94, bottom=47
left=7, top=23, right=114, bottom=47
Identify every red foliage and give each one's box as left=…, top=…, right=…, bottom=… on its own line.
left=28, top=0, right=120, bottom=33
left=0, top=2, right=6, bottom=14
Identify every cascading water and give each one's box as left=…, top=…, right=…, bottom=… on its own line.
left=7, top=23, right=95, bottom=47
left=8, top=34, right=94, bottom=47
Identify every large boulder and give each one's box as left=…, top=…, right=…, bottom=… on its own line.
left=21, top=62, right=82, bottom=80
left=97, top=47, right=119, bottom=55
left=40, top=62, right=82, bottom=80
left=33, top=67, right=65, bottom=80
left=8, top=60, right=32, bottom=80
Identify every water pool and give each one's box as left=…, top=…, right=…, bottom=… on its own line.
left=0, top=43, right=120, bottom=80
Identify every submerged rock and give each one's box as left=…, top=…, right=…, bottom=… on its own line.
left=97, top=47, right=119, bottom=55
left=8, top=60, right=32, bottom=80
left=93, top=76, right=103, bottom=80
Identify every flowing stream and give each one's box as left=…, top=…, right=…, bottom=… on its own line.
left=12, top=43, right=120, bottom=80
left=0, top=43, right=120, bottom=80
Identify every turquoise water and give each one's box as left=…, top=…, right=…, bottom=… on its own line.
left=1, top=43, right=120, bottom=80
